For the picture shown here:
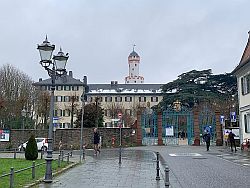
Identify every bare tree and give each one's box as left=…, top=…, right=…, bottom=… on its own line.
left=0, top=64, right=35, bottom=129
left=34, top=91, right=50, bottom=129
left=65, top=93, right=79, bottom=128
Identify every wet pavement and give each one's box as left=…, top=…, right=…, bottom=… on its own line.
left=2, top=146, right=250, bottom=188
left=38, top=149, right=165, bottom=188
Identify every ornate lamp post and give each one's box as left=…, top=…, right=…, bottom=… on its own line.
left=37, top=36, right=69, bottom=183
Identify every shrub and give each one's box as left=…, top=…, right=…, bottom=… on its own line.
left=25, top=135, right=38, bottom=160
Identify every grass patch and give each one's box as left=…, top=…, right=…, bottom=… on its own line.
left=0, top=158, right=69, bottom=188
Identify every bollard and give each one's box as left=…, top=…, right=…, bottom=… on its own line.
left=165, top=166, right=170, bottom=187
left=156, top=152, right=160, bottom=180
left=70, top=145, right=73, bottom=157
left=32, top=161, right=35, bottom=179
left=41, top=143, right=44, bottom=159
left=41, top=149, right=43, bottom=159
left=67, top=152, right=70, bottom=164
left=58, top=154, right=61, bottom=167
left=10, top=167, right=14, bottom=188
left=14, top=148, right=16, bottom=159
left=82, top=146, right=85, bottom=160
left=61, top=150, right=64, bottom=162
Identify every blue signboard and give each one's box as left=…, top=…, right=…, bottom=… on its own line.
left=230, top=112, right=236, bottom=122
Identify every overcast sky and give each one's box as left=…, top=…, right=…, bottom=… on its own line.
left=0, top=0, right=249, bottom=84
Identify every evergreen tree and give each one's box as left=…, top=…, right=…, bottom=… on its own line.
left=25, top=135, right=38, bottom=160
left=161, top=69, right=237, bottom=109
left=74, top=103, right=104, bottom=128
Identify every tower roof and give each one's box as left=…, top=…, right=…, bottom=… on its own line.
left=129, top=50, right=139, bottom=57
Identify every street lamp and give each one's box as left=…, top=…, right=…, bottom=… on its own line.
left=21, top=109, right=27, bottom=144
left=80, top=86, right=86, bottom=162
left=37, top=36, right=69, bottom=183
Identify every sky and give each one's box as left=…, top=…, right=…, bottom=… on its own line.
left=0, top=0, right=250, bottom=84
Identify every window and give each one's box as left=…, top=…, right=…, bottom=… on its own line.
left=72, top=86, right=79, bottom=91
left=55, top=96, right=62, bottom=102
left=54, top=110, right=58, bottom=117
left=57, top=86, right=63, bottom=91
left=105, top=96, right=112, bottom=102
left=64, top=86, right=71, bottom=91
left=125, top=109, right=132, bottom=116
left=115, top=96, right=122, bottom=102
left=151, top=97, right=158, bottom=102
left=66, top=109, right=71, bottom=117
left=139, top=97, right=146, bottom=102
left=241, top=74, right=250, bottom=95
left=98, top=97, right=103, bottom=102
left=64, top=96, right=70, bottom=102
left=245, top=114, right=250, bottom=133
left=125, top=97, right=132, bottom=102
left=104, top=109, right=111, bottom=117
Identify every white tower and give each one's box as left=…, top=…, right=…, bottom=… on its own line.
left=125, top=46, right=144, bottom=84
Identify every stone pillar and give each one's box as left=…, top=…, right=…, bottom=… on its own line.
left=215, top=109, right=223, bottom=146
left=157, top=112, right=163, bottom=145
left=193, top=108, right=200, bottom=146
left=136, top=112, right=142, bottom=146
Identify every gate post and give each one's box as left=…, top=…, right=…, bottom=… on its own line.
left=215, top=109, right=223, bottom=146
left=157, top=112, right=163, bottom=146
left=136, top=111, right=142, bottom=146
left=193, top=107, right=200, bottom=146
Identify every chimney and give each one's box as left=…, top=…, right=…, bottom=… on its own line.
left=39, top=78, right=42, bottom=82
left=111, top=81, right=114, bottom=86
left=114, top=81, right=118, bottom=85
left=69, top=71, right=73, bottom=77
left=83, top=76, right=87, bottom=85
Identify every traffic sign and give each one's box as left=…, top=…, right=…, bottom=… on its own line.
left=118, top=112, right=122, bottom=119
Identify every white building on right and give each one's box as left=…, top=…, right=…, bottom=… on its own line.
left=232, top=32, right=250, bottom=143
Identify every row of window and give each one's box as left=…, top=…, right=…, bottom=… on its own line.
left=55, top=96, right=80, bottom=102
left=89, top=96, right=159, bottom=103
left=40, top=85, right=80, bottom=91
left=104, top=109, right=133, bottom=117
left=241, top=74, right=250, bottom=95
left=54, top=109, right=74, bottom=117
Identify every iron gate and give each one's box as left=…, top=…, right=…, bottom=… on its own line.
left=141, top=110, right=158, bottom=145
left=162, top=106, right=194, bottom=145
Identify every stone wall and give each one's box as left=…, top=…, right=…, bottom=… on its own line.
left=0, top=128, right=137, bottom=150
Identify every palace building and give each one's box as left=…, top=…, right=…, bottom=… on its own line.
left=33, top=48, right=163, bottom=128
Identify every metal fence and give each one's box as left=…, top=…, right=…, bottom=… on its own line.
left=0, top=149, right=71, bottom=188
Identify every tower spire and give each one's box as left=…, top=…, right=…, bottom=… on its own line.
left=133, top=44, right=136, bottom=52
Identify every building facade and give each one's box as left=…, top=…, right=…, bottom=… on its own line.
left=86, top=82, right=163, bottom=127
left=33, top=71, right=85, bottom=128
left=232, top=32, right=250, bottom=143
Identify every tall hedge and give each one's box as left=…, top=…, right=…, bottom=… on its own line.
left=25, top=135, right=38, bottom=160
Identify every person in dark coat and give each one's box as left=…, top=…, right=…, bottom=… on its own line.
left=228, top=131, right=237, bottom=152
left=93, top=128, right=100, bottom=155
left=203, top=130, right=211, bottom=151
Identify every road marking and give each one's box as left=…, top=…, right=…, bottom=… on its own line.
left=169, top=153, right=202, bottom=157
left=243, top=164, right=250, bottom=166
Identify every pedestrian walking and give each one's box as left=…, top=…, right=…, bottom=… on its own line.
left=203, top=130, right=211, bottom=151
left=228, top=131, right=237, bottom=152
left=93, top=128, right=100, bottom=155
